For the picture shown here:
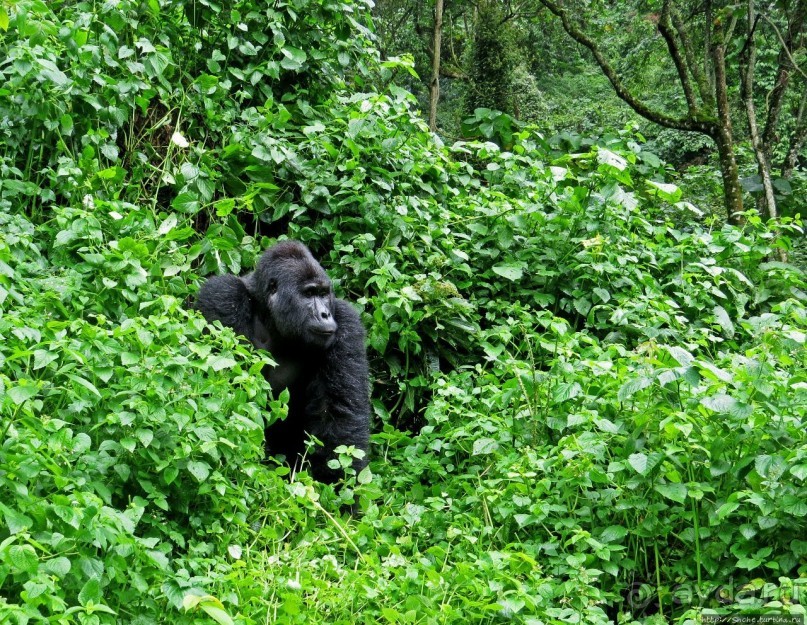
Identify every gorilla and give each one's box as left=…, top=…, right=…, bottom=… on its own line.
left=196, top=240, right=370, bottom=483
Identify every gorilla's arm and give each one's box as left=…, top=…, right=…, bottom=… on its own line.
left=305, top=299, right=371, bottom=481
left=196, top=274, right=268, bottom=347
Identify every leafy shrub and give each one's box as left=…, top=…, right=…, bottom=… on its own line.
left=0, top=207, right=282, bottom=622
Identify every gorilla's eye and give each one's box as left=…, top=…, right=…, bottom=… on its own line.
left=303, top=284, right=330, bottom=297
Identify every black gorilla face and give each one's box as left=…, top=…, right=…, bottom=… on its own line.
left=253, top=241, right=338, bottom=350
left=271, top=277, right=337, bottom=349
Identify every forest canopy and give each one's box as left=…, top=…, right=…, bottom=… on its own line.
left=0, top=0, right=805, bottom=624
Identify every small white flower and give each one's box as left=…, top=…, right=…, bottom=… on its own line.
left=171, top=131, right=189, bottom=148
left=82, top=194, right=95, bottom=209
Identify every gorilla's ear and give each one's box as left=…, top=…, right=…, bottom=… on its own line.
left=242, top=273, right=260, bottom=299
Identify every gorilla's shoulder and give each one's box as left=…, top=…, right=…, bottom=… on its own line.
left=334, top=299, right=366, bottom=341
left=196, top=274, right=252, bottom=321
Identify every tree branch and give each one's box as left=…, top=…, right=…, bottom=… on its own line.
left=704, top=0, right=715, bottom=94
left=671, top=6, right=713, bottom=108
left=759, top=12, right=807, bottom=82
left=762, top=1, right=807, bottom=150
left=658, top=0, right=699, bottom=114
left=428, top=0, right=444, bottom=132
left=537, top=0, right=715, bottom=133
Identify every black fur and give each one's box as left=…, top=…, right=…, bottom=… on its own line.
left=196, top=241, right=370, bottom=482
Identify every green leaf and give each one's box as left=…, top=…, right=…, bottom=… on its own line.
left=157, top=214, right=178, bottom=235
left=599, top=525, right=628, bottom=543
left=712, top=305, right=735, bottom=338
left=183, top=594, right=234, bottom=625
left=8, top=383, right=38, bottom=405
left=791, top=464, right=807, bottom=481
left=206, top=355, right=237, bottom=371
left=472, top=437, right=498, bottom=455
left=202, top=605, right=234, bottom=625
left=79, top=578, right=102, bottom=606
left=144, top=50, right=172, bottom=78
left=654, top=482, right=687, bottom=504
left=38, top=60, right=69, bottom=87
left=163, top=466, right=179, bottom=485
left=617, top=376, right=652, bottom=402
left=10, top=545, right=38, bottom=575
left=357, top=466, right=373, bottom=484
left=700, top=394, right=739, bottom=414
left=121, top=352, right=139, bottom=366
left=782, top=496, right=807, bottom=516
left=73, top=433, right=92, bottom=454
left=573, top=297, right=591, bottom=316
left=136, top=428, right=154, bottom=447
left=597, top=148, right=627, bottom=170
left=280, top=46, right=307, bottom=70
left=628, top=453, right=648, bottom=475
left=646, top=180, right=682, bottom=203
left=228, top=544, right=243, bottom=560
left=96, top=166, right=124, bottom=181
left=68, top=374, right=101, bottom=397
left=1, top=504, right=33, bottom=534
left=592, top=287, right=611, bottom=303
left=716, top=501, right=740, bottom=520
left=43, top=557, right=72, bottom=578
left=552, top=381, right=581, bottom=403
left=491, top=263, right=524, bottom=281
left=172, top=192, right=200, bottom=214
left=303, top=122, right=326, bottom=136
left=697, top=360, right=732, bottom=383
left=214, top=198, right=235, bottom=217
left=0, top=8, right=9, bottom=31
left=187, top=461, right=211, bottom=482
left=666, top=346, right=694, bottom=367
left=100, top=143, right=119, bottom=161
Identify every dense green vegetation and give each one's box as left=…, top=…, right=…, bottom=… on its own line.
left=0, top=0, right=805, bottom=624
left=374, top=0, right=807, bottom=225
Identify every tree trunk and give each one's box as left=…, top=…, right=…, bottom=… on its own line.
left=739, top=1, right=786, bottom=260
left=428, top=0, right=444, bottom=132
left=712, top=33, right=745, bottom=224
left=739, top=3, right=778, bottom=221
left=712, top=129, right=745, bottom=225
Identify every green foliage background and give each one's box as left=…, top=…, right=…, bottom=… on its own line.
left=0, top=0, right=805, bottom=624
